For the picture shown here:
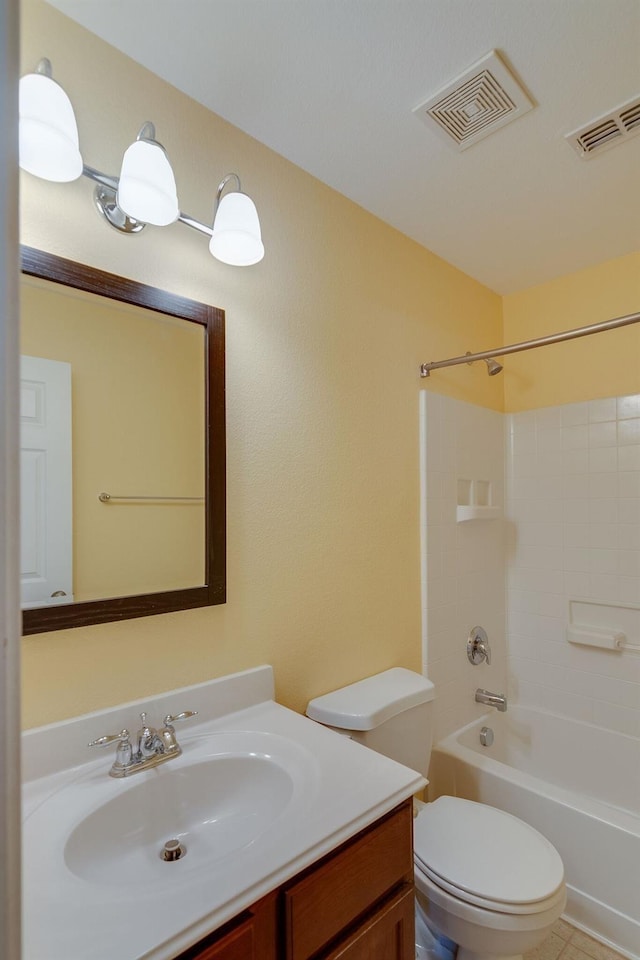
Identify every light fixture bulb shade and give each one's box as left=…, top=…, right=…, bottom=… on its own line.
left=19, top=72, right=83, bottom=182
left=209, top=191, right=264, bottom=266
left=116, top=138, right=179, bottom=226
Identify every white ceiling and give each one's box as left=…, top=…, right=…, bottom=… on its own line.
left=48, top=0, right=640, bottom=294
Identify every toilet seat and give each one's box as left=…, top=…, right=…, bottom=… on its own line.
left=414, top=797, right=565, bottom=915
left=415, top=861, right=567, bottom=917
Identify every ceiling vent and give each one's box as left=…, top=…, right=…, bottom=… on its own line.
left=565, top=97, right=640, bottom=158
left=413, top=50, right=534, bottom=151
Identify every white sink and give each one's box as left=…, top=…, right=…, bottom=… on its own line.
left=64, top=735, right=297, bottom=886
left=22, top=667, right=425, bottom=960
left=25, top=728, right=318, bottom=894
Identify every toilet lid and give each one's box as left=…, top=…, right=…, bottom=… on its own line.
left=414, top=797, right=564, bottom=907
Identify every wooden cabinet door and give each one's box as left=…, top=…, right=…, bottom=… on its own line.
left=323, top=885, right=415, bottom=960
left=284, top=802, right=413, bottom=960
left=190, top=921, right=254, bottom=960
left=175, top=892, right=277, bottom=960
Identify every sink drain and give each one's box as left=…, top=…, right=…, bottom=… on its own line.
left=161, top=839, right=186, bottom=862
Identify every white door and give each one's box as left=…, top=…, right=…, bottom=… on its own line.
left=20, top=355, right=73, bottom=607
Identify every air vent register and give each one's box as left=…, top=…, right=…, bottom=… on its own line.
left=413, top=50, right=534, bottom=151
left=565, top=97, right=640, bottom=158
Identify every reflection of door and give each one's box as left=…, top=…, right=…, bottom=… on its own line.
left=20, top=356, right=73, bottom=608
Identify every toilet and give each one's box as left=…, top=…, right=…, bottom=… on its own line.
left=306, top=668, right=566, bottom=960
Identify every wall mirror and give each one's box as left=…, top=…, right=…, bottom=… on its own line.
left=20, top=246, right=225, bottom=635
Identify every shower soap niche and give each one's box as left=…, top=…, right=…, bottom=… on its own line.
left=567, top=600, right=640, bottom=653
left=456, top=478, right=501, bottom=522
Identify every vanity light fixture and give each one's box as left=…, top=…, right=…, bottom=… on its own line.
left=18, top=58, right=82, bottom=182
left=209, top=173, right=264, bottom=266
left=116, top=122, right=179, bottom=227
left=19, top=59, right=265, bottom=266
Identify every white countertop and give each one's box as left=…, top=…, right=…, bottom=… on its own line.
left=22, top=666, right=425, bottom=960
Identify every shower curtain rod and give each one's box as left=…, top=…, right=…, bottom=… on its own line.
left=419, top=311, right=640, bottom=378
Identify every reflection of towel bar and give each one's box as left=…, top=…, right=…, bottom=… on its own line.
left=98, top=492, right=204, bottom=503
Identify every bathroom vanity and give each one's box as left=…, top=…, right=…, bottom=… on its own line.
left=22, top=666, right=424, bottom=960
left=174, top=801, right=414, bottom=959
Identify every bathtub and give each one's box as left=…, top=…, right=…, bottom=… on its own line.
left=431, top=706, right=640, bottom=960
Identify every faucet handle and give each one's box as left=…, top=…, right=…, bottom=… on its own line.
left=136, top=712, right=166, bottom=759
left=88, top=729, right=131, bottom=748
left=467, top=626, right=491, bottom=665
left=163, top=710, right=198, bottom=727
left=88, top=729, right=134, bottom=774
left=159, top=710, right=197, bottom=754
left=138, top=711, right=153, bottom=731
left=88, top=729, right=133, bottom=771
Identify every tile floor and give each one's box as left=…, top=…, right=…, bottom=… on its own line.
left=524, top=919, right=629, bottom=960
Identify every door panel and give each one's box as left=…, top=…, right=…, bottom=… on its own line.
left=20, top=355, right=73, bottom=606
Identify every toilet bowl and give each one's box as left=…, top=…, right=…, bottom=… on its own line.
left=307, top=668, right=567, bottom=960
left=413, top=796, right=566, bottom=960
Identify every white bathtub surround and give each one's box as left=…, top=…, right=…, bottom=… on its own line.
left=421, top=392, right=640, bottom=734
left=506, top=395, right=640, bottom=737
left=432, top=706, right=640, bottom=960
left=422, top=393, right=639, bottom=958
left=420, top=392, right=506, bottom=740
left=421, top=392, right=640, bottom=739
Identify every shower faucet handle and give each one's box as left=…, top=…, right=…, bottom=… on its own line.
left=467, top=626, right=491, bottom=665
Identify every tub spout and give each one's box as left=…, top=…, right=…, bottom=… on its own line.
left=475, top=688, right=507, bottom=712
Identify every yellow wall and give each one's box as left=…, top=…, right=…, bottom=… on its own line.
left=21, top=278, right=204, bottom=601
left=503, top=252, right=640, bottom=412
left=22, top=2, right=636, bottom=731
left=20, top=0, right=503, bottom=727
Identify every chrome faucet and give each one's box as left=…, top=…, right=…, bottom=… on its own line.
left=88, top=710, right=197, bottom=777
left=475, top=689, right=507, bottom=712
left=136, top=712, right=164, bottom=759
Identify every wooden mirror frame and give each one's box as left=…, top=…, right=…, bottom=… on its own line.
left=21, top=246, right=226, bottom=635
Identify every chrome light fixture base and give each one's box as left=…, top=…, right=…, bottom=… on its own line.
left=93, top=183, right=146, bottom=234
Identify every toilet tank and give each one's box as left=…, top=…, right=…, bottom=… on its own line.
left=306, top=668, right=436, bottom=778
